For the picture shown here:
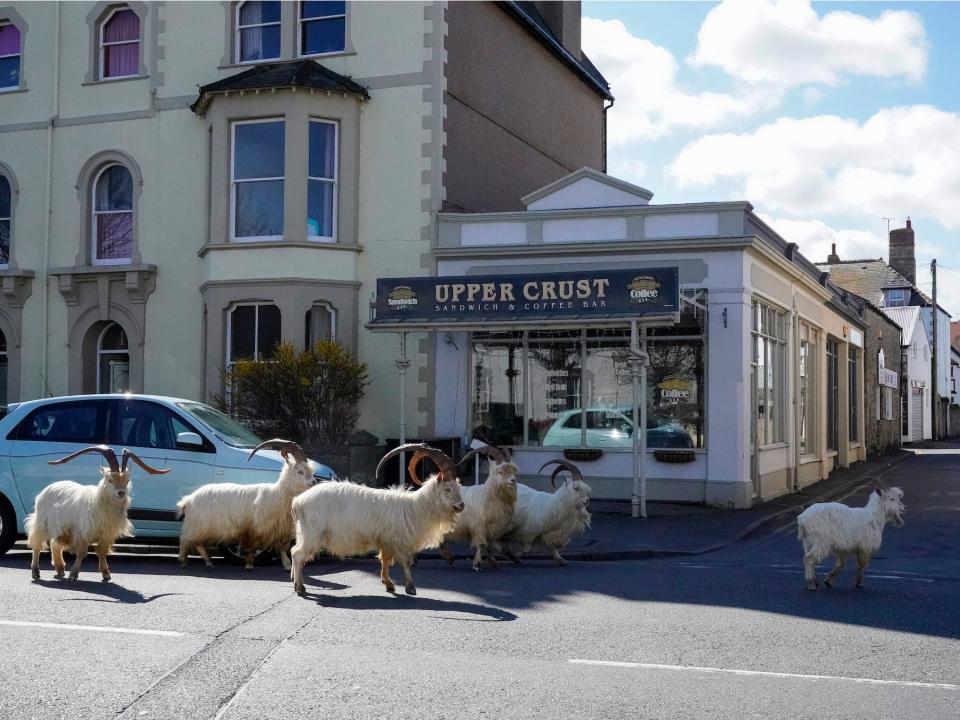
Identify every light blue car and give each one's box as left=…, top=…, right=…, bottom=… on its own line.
left=0, top=394, right=336, bottom=558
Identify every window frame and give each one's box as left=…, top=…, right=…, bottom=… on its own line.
left=751, top=298, right=788, bottom=448
left=96, top=322, right=130, bottom=394
left=885, top=289, right=908, bottom=308
left=826, top=338, right=839, bottom=451
left=0, top=171, right=11, bottom=269
left=90, top=162, right=134, bottom=266
left=0, top=19, right=22, bottom=92
left=798, top=322, right=818, bottom=457
left=230, top=117, right=285, bottom=243
left=235, top=0, right=282, bottom=65
left=297, top=1, right=347, bottom=58
left=305, top=301, right=337, bottom=346
left=848, top=347, right=859, bottom=443
left=226, top=302, right=281, bottom=369
left=98, top=6, right=140, bottom=81
left=307, top=117, right=338, bottom=243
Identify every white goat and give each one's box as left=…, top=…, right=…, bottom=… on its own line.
left=498, top=459, right=591, bottom=566
left=177, top=439, right=315, bottom=570
left=290, top=443, right=465, bottom=597
left=437, top=445, right=518, bottom=571
left=797, top=486, right=905, bottom=590
left=26, top=446, right=169, bottom=582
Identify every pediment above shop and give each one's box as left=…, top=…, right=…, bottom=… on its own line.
left=521, top=167, right=654, bottom=211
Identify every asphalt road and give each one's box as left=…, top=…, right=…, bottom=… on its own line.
left=0, top=448, right=957, bottom=720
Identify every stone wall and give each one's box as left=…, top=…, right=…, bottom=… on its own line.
left=863, top=304, right=903, bottom=456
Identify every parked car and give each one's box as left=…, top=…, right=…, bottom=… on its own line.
left=541, top=407, right=694, bottom=449
left=0, top=394, right=336, bottom=557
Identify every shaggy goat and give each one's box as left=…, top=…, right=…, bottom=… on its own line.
left=497, top=459, right=591, bottom=566
left=177, top=439, right=315, bottom=570
left=290, top=443, right=464, bottom=597
left=797, top=486, right=906, bottom=590
left=436, top=445, right=518, bottom=571
left=26, top=446, right=169, bottom=582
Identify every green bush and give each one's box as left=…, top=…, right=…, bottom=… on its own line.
left=215, top=341, right=369, bottom=445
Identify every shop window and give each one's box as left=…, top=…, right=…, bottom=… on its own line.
left=236, top=0, right=281, bottom=63
left=97, top=322, right=130, bottom=393
left=0, top=21, right=20, bottom=90
left=799, top=324, right=817, bottom=455
left=826, top=338, right=839, bottom=451
left=92, top=163, right=134, bottom=264
left=305, top=302, right=335, bottom=346
left=99, top=7, right=140, bottom=79
left=848, top=347, right=859, bottom=442
left=471, top=333, right=525, bottom=447
left=0, top=172, right=10, bottom=266
left=299, top=1, right=346, bottom=56
left=752, top=299, right=787, bottom=447
left=231, top=119, right=285, bottom=240
left=227, top=303, right=281, bottom=367
left=308, top=119, right=337, bottom=240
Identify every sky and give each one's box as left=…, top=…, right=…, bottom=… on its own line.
left=582, top=0, right=960, bottom=316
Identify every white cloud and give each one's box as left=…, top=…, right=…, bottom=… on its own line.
left=759, top=216, right=884, bottom=264
left=690, top=0, right=927, bottom=90
left=668, top=105, right=960, bottom=231
left=582, top=17, right=754, bottom=143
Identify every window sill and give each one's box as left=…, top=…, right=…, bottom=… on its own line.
left=82, top=74, right=149, bottom=87
left=799, top=454, right=819, bottom=465
left=824, top=450, right=838, bottom=458
left=298, top=49, right=357, bottom=60
left=198, top=240, right=362, bottom=257
left=0, top=86, right=28, bottom=95
left=49, top=263, right=156, bottom=276
left=758, top=442, right=789, bottom=451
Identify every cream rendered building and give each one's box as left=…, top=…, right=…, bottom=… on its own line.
left=0, top=1, right=611, bottom=442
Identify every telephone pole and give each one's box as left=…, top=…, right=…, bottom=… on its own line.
left=931, top=259, right=938, bottom=441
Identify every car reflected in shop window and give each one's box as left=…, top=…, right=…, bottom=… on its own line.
left=541, top=407, right=694, bottom=449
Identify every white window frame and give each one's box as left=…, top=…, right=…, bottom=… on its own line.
left=98, top=6, right=140, bottom=81
left=235, top=0, right=282, bottom=65
left=91, top=163, right=134, bottom=266
left=884, top=386, right=894, bottom=421
left=230, top=118, right=285, bottom=243
left=306, top=301, right=337, bottom=346
left=0, top=173, right=10, bottom=269
left=752, top=298, right=788, bottom=448
left=96, top=322, right=130, bottom=394
left=226, top=302, right=280, bottom=369
left=799, top=322, right=818, bottom=457
left=307, top=118, right=338, bottom=243
left=297, top=1, right=346, bottom=58
left=886, top=289, right=908, bottom=307
left=0, top=20, right=21, bottom=91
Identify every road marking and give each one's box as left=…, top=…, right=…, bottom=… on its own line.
left=0, top=619, right=185, bottom=638
left=568, top=659, right=960, bottom=690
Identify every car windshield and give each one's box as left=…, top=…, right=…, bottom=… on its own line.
left=177, top=402, right=262, bottom=448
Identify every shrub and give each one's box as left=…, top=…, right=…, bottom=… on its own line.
left=215, top=341, right=369, bottom=445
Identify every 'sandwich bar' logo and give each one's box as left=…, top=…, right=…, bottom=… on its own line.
left=387, top=286, right=418, bottom=310
left=627, top=275, right=661, bottom=303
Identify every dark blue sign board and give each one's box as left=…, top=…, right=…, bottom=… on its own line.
left=371, top=267, right=680, bottom=324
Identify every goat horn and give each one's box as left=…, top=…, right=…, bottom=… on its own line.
left=121, top=449, right=171, bottom=475
left=247, top=439, right=307, bottom=465
left=538, top=459, right=583, bottom=488
left=457, top=444, right=508, bottom=467
left=47, top=445, right=120, bottom=473
left=407, top=450, right=430, bottom=486
left=376, top=443, right=457, bottom=486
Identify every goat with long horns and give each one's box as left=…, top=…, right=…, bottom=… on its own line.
left=26, top=445, right=169, bottom=582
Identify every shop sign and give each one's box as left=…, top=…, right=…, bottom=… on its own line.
left=374, top=267, right=680, bottom=323
left=878, top=349, right=898, bottom=388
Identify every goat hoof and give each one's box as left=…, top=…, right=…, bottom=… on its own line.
left=68, top=574, right=79, bottom=582
left=294, top=583, right=306, bottom=597
left=806, top=581, right=818, bottom=591
left=244, top=565, right=254, bottom=571
left=102, top=575, right=111, bottom=583
left=384, top=584, right=396, bottom=594
left=405, top=585, right=417, bottom=596
left=824, top=578, right=833, bottom=587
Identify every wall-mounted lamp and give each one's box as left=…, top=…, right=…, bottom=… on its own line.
left=722, top=307, right=728, bottom=328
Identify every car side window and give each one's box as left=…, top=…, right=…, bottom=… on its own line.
left=561, top=412, right=583, bottom=429
left=16, top=403, right=102, bottom=443
left=112, top=401, right=185, bottom=450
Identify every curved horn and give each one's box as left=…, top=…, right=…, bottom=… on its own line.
left=538, top=458, right=583, bottom=489
left=406, top=450, right=431, bottom=486
left=247, top=439, right=307, bottom=465
left=376, top=443, right=457, bottom=486
left=457, top=444, right=508, bottom=468
left=47, top=445, right=120, bottom=473
left=121, top=449, right=171, bottom=475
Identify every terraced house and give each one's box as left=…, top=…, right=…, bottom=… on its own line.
left=0, top=0, right=611, bottom=445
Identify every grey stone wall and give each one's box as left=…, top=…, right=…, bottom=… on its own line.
left=864, top=304, right=903, bottom=456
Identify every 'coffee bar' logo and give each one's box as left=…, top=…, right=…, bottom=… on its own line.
left=627, top=275, right=661, bottom=303
left=387, top=285, right=418, bottom=310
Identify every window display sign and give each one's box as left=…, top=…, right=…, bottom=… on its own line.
left=372, top=267, right=680, bottom=324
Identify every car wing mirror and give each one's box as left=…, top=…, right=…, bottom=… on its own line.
left=176, top=431, right=205, bottom=450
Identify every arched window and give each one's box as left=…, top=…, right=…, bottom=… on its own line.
left=99, top=7, right=140, bottom=79
left=97, top=322, right=130, bottom=393
left=92, top=164, right=133, bottom=264
left=305, top=302, right=335, bottom=346
left=0, top=21, right=21, bottom=90
left=0, top=173, right=10, bottom=266
left=236, top=1, right=281, bottom=63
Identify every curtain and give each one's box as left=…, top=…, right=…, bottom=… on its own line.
left=96, top=212, right=133, bottom=260
left=103, top=10, right=139, bottom=77
left=0, top=24, right=20, bottom=55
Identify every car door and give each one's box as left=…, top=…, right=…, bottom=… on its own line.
left=9, top=399, right=111, bottom=514
left=108, top=399, right=215, bottom=537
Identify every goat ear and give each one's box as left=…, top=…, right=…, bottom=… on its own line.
left=875, top=487, right=883, bottom=496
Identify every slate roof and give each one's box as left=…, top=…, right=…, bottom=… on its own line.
left=883, top=305, right=926, bottom=346
left=500, top=1, right=613, bottom=101
left=191, top=60, right=369, bottom=114
left=815, top=259, right=933, bottom=307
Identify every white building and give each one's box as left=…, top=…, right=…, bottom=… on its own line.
left=883, top=306, right=931, bottom=442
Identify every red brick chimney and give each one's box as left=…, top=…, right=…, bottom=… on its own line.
left=889, top=216, right=916, bottom=284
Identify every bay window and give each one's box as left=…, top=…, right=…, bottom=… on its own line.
left=227, top=303, right=281, bottom=367
left=231, top=119, right=285, bottom=241
left=308, top=119, right=337, bottom=240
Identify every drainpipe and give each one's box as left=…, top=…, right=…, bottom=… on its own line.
left=40, top=2, right=62, bottom=397
left=601, top=97, right=614, bottom=174
left=395, top=332, right=410, bottom=485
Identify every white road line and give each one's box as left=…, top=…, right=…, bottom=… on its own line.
left=0, top=619, right=185, bottom=638
left=569, top=659, right=960, bottom=691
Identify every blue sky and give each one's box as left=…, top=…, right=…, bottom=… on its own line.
left=582, top=1, right=960, bottom=314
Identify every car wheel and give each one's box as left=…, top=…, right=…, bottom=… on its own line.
left=220, top=543, right=273, bottom=566
left=0, top=496, right=17, bottom=557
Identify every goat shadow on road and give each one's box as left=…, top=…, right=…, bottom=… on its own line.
left=28, top=576, right=182, bottom=605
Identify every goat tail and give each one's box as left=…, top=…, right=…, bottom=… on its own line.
left=797, top=521, right=806, bottom=543
left=24, top=513, right=42, bottom=549
left=175, top=498, right=187, bottom=520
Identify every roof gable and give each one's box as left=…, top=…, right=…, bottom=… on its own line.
left=816, top=259, right=930, bottom=307
left=522, top=167, right=654, bottom=211
left=883, top=305, right=927, bottom=347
